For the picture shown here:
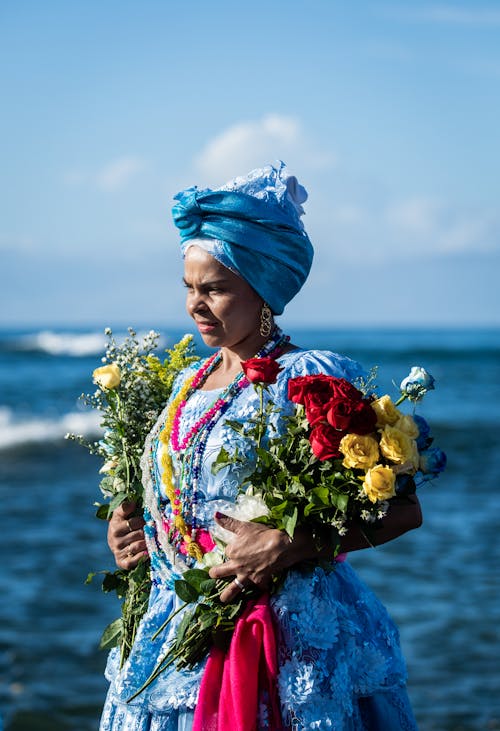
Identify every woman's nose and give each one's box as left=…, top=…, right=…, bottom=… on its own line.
left=188, top=291, right=208, bottom=314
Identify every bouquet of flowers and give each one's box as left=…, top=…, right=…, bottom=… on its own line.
left=66, top=327, right=197, bottom=666
left=134, top=360, right=446, bottom=693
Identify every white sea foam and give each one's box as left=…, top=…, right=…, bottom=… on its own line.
left=18, top=331, right=107, bottom=357
left=15, top=329, right=170, bottom=357
left=0, top=406, right=102, bottom=450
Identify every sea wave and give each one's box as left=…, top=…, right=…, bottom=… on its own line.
left=11, top=331, right=108, bottom=357
left=0, top=406, right=102, bottom=450
left=3, top=329, right=173, bottom=357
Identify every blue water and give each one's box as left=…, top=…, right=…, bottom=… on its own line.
left=0, top=326, right=499, bottom=730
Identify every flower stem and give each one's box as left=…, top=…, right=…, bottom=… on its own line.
left=151, top=601, right=189, bottom=641
left=257, top=385, right=264, bottom=449
left=126, top=652, right=179, bottom=703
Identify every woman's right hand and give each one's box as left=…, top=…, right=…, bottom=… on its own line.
left=107, top=500, right=147, bottom=570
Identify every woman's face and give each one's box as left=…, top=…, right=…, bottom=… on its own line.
left=183, top=245, right=263, bottom=350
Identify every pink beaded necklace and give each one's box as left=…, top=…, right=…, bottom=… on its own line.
left=159, top=328, right=288, bottom=561
left=171, top=329, right=287, bottom=454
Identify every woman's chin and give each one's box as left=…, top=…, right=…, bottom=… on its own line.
left=198, top=329, right=224, bottom=348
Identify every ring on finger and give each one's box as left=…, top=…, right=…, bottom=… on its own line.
left=233, top=577, right=245, bottom=591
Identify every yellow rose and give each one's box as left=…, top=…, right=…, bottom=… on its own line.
left=93, top=363, right=121, bottom=390
left=379, top=425, right=419, bottom=470
left=363, top=465, right=396, bottom=503
left=340, top=433, right=379, bottom=470
left=394, top=414, right=419, bottom=439
left=371, top=394, right=401, bottom=426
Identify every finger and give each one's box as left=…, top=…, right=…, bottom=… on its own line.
left=118, top=548, right=148, bottom=571
left=208, top=561, right=237, bottom=580
left=114, top=500, right=137, bottom=519
left=119, top=540, right=147, bottom=564
left=125, top=515, right=145, bottom=533
left=116, top=529, right=146, bottom=552
left=219, top=578, right=247, bottom=604
left=110, top=513, right=144, bottom=540
left=214, top=511, right=246, bottom=534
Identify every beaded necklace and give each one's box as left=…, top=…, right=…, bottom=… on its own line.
left=158, top=327, right=288, bottom=561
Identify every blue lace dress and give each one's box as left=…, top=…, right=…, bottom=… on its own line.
left=100, top=350, right=418, bottom=731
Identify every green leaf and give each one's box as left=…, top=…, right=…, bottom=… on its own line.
left=282, top=506, right=298, bottom=538
left=332, top=492, right=349, bottom=512
left=175, top=609, right=194, bottom=644
left=99, top=617, right=123, bottom=650
left=223, top=419, right=246, bottom=435
left=181, top=568, right=211, bottom=593
left=95, top=504, right=110, bottom=520
left=199, top=578, right=217, bottom=596
left=198, top=610, right=218, bottom=630
left=85, top=572, right=96, bottom=585
left=174, top=579, right=200, bottom=603
left=102, top=571, right=127, bottom=594
left=310, top=486, right=331, bottom=506
left=108, top=492, right=128, bottom=513
left=211, top=446, right=232, bottom=475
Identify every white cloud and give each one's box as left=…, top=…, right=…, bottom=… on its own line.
left=95, top=157, right=146, bottom=191
left=0, top=233, right=37, bottom=252
left=385, top=197, right=497, bottom=254
left=331, top=204, right=368, bottom=226
left=385, top=197, right=442, bottom=238
left=388, top=5, right=500, bottom=26
left=319, top=194, right=499, bottom=263
left=194, top=114, right=333, bottom=185
left=63, top=156, right=147, bottom=192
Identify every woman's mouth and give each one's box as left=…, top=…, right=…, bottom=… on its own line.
left=196, top=321, right=218, bottom=334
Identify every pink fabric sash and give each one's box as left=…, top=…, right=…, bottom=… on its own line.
left=193, top=594, right=283, bottom=731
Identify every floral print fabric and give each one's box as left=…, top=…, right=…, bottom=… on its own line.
left=100, top=350, right=418, bottom=730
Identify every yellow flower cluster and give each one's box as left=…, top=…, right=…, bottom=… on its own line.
left=339, top=394, right=420, bottom=504
left=158, top=374, right=203, bottom=561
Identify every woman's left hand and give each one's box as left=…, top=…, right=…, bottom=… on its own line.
left=208, top=513, right=294, bottom=603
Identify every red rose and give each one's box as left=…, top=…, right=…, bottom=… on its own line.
left=288, top=374, right=336, bottom=406
left=309, top=423, right=342, bottom=461
left=349, top=400, right=377, bottom=435
left=329, top=378, right=364, bottom=401
left=326, top=397, right=377, bottom=435
left=303, top=391, right=332, bottom=425
left=241, top=357, right=282, bottom=384
left=325, top=397, right=359, bottom=431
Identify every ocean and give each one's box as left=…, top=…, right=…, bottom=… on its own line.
left=0, top=326, right=499, bottom=731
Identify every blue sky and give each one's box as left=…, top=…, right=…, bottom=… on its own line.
left=1, top=1, right=499, bottom=328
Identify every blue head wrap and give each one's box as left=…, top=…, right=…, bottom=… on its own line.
left=172, top=162, right=314, bottom=315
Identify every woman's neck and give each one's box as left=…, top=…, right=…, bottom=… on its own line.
left=200, top=328, right=294, bottom=391
left=201, top=340, right=266, bottom=390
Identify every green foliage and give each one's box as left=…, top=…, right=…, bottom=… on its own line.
left=231, top=404, right=367, bottom=540
left=66, top=328, right=198, bottom=667
left=100, top=618, right=123, bottom=650
left=126, top=568, right=258, bottom=701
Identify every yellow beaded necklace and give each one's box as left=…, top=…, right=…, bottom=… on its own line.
left=158, top=373, right=204, bottom=560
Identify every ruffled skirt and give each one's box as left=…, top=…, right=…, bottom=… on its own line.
left=100, top=562, right=418, bottom=731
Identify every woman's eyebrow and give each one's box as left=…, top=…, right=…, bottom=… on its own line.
left=182, top=277, right=229, bottom=286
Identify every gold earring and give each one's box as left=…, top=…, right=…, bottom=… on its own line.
left=260, top=302, right=273, bottom=338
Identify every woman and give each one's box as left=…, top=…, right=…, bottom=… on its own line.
left=102, top=162, right=421, bottom=730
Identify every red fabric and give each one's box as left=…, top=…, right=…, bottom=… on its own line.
left=193, top=594, right=282, bottom=731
